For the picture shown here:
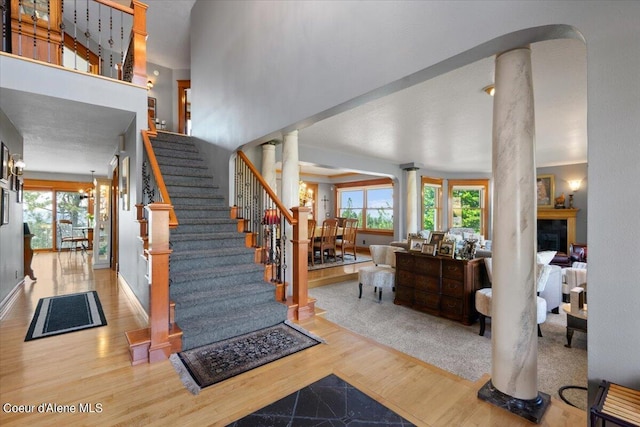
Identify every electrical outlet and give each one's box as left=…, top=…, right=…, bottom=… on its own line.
left=362, top=239, right=366, bottom=245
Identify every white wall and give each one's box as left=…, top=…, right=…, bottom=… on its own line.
left=190, top=0, right=640, bottom=399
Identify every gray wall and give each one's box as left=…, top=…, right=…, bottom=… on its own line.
left=190, top=0, right=640, bottom=400
left=0, top=110, right=25, bottom=305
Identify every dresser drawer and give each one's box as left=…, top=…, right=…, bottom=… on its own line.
left=441, top=278, right=464, bottom=298
left=397, top=270, right=420, bottom=288
left=414, top=275, right=440, bottom=293
left=395, top=286, right=414, bottom=305
left=414, top=290, right=440, bottom=310
left=414, top=257, right=440, bottom=276
left=440, top=296, right=463, bottom=320
left=442, top=259, right=465, bottom=280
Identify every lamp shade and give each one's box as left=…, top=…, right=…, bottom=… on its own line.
left=263, top=208, right=280, bottom=225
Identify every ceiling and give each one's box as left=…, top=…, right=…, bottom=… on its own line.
left=1, top=1, right=587, bottom=178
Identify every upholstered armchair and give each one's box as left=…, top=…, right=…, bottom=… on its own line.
left=475, top=257, right=550, bottom=337
left=562, top=262, right=587, bottom=298
left=358, top=245, right=401, bottom=302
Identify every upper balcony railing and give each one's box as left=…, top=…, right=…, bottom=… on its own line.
left=1, top=0, right=147, bottom=86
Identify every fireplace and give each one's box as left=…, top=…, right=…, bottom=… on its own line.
left=537, top=219, right=567, bottom=252
left=536, top=208, right=578, bottom=254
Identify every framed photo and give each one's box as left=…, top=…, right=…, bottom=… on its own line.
left=409, top=237, right=428, bottom=252
left=148, top=97, right=157, bottom=121
left=421, top=243, right=437, bottom=256
left=16, top=177, right=23, bottom=203
left=1, top=188, right=8, bottom=225
left=1, top=142, right=8, bottom=187
left=536, top=174, right=555, bottom=208
left=429, top=231, right=446, bottom=246
left=438, top=241, right=455, bottom=258
left=121, top=156, right=130, bottom=211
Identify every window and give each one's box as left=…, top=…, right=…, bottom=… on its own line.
left=448, top=179, right=489, bottom=235
left=422, top=177, right=443, bottom=231
left=24, top=179, right=93, bottom=251
left=336, top=179, right=393, bottom=231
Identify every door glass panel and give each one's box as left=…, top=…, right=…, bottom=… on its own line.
left=23, top=190, right=53, bottom=250
left=56, top=191, right=89, bottom=248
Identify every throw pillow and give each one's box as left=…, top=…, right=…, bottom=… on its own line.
left=536, top=250, right=557, bottom=265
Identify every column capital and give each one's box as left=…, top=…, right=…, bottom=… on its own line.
left=400, top=162, right=422, bottom=171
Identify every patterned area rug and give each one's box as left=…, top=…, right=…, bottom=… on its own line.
left=170, top=321, right=323, bottom=394
left=25, top=291, right=107, bottom=341
left=228, top=374, right=415, bottom=426
left=308, top=254, right=371, bottom=271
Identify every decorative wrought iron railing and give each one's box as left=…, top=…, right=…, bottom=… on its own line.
left=235, top=151, right=296, bottom=287
left=1, top=0, right=146, bottom=85
left=141, top=128, right=178, bottom=227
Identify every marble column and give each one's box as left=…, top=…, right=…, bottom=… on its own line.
left=405, top=167, right=419, bottom=234
left=281, top=131, right=300, bottom=297
left=477, top=47, right=549, bottom=423
left=261, top=141, right=277, bottom=195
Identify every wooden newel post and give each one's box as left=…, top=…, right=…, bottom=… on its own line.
left=146, top=203, right=173, bottom=362
left=291, top=207, right=315, bottom=320
left=130, top=0, right=148, bottom=87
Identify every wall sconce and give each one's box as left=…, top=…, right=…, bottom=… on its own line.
left=483, top=84, right=495, bottom=96
left=10, top=154, right=26, bottom=176
left=568, top=180, right=581, bottom=208
left=568, top=180, right=581, bottom=193
left=147, top=80, right=154, bottom=90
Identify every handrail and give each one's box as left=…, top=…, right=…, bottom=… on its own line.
left=237, top=150, right=296, bottom=226
left=94, top=0, right=134, bottom=15
left=141, top=130, right=178, bottom=227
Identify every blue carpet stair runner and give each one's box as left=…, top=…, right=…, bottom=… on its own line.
left=150, top=131, right=288, bottom=351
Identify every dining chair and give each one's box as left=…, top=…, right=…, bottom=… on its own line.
left=338, top=218, right=358, bottom=261
left=307, top=218, right=317, bottom=266
left=312, top=218, right=338, bottom=264
left=57, top=219, right=90, bottom=253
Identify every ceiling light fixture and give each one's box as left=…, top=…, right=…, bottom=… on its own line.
left=483, top=84, right=495, bottom=96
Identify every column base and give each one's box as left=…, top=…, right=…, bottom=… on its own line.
left=477, top=380, right=550, bottom=424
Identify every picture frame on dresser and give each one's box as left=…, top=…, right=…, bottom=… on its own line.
left=537, top=174, right=555, bottom=208
left=438, top=241, right=455, bottom=257
left=429, top=231, right=446, bottom=246
left=409, top=237, right=428, bottom=252
left=421, top=243, right=437, bottom=256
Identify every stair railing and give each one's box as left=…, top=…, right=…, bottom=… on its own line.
left=2, top=0, right=147, bottom=86
left=141, top=129, right=178, bottom=228
left=235, top=151, right=315, bottom=320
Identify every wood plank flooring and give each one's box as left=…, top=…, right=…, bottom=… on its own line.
left=0, top=251, right=586, bottom=426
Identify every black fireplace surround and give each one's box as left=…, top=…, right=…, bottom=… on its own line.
left=537, top=219, right=567, bottom=253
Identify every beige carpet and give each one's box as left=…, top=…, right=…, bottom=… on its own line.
left=310, top=280, right=588, bottom=410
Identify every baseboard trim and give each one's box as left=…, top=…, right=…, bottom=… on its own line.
left=0, top=278, right=26, bottom=321
left=118, top=272, right=149, bottom=324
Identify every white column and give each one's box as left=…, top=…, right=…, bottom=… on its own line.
left=405, top=168, right=419, bottom=234
left=261, top=141, right=277, bottom=194
left=492, top=47, right=538, bottom=399
left=281, top=131, right=300, bottom=297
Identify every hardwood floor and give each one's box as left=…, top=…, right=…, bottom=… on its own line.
left=0, top=251, right=586, bottom=426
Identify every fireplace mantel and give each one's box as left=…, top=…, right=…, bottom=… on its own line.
left=537, top=208, right=579, bottom=254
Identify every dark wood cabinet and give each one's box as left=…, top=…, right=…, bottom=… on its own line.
left=395, top=251, right=485, bottom=325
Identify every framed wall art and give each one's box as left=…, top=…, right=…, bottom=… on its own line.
left=536, top=174, right=555, bottom=208
left=1, top=188, right=8, bottom=225
left=1, top=142, right=8, bottom=187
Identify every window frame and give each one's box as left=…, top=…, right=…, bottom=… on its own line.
left=447, top=179, right=489, bottom=235
left=421, top=176, right=443, bottom=231
left=335, top=178, right=394, bottom=233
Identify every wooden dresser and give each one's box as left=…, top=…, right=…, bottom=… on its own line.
left=395, top=251, right=485, bottom=325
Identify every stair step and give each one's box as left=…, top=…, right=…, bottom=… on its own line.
left=174, top=206, right=230, bottom=219
left=170, top=246, right=256, bottom=271
left=170, top=263, right=265, bottom=288
left=152, top=146, right=202, bottom=160
left=156, top=156, right=209, bottom=169
left=178, top=301, right=288, bottom=350
left=163, top=175, right=217, bottom=188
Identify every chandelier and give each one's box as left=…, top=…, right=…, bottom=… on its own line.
left=299, top=180, right=314, bottom=206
